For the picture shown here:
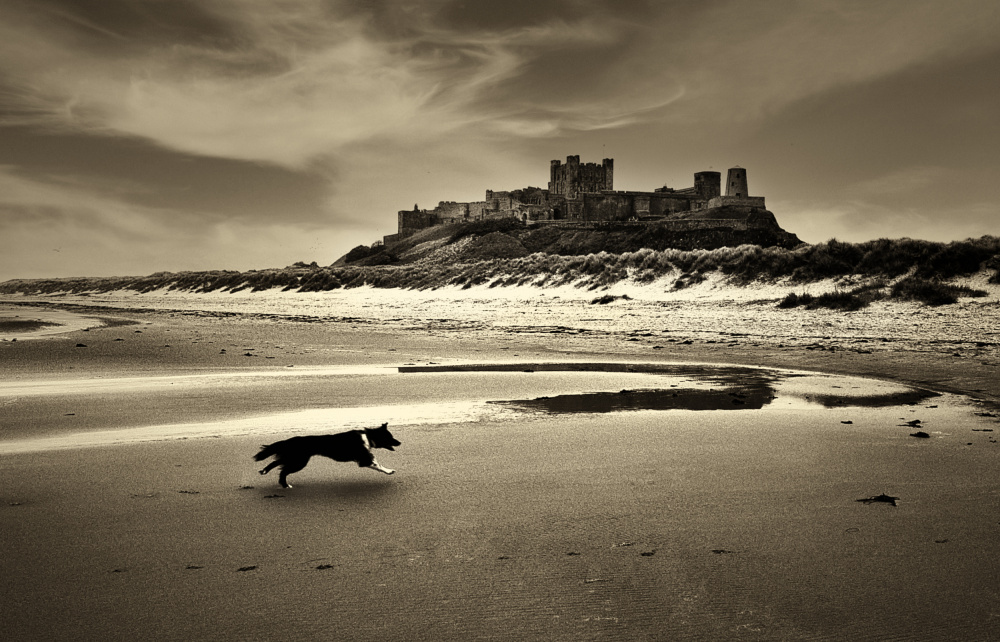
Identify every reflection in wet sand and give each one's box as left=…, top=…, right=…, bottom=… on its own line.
left=0, top=361, right=950, bottom=454
left=493, top=387, right=774, bottom=413
left=412, top=362, right=941, bottom=413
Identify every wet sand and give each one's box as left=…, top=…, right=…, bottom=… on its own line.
left=3, top=301, right=1000, bottom=640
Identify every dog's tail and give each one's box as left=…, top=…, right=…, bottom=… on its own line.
left=253, top=442, right=280, bottom=462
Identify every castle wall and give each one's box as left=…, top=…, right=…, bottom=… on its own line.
left=649, top=193, right=700, bottom=216
left=581, top=192, right=632, bottom=221
left=658, top=218, right=751, bottom=231
left=398, top=209, right=436, bottom=235
left=705, top=195, right=766, bottom=210
left=655, top=212, right=778, bottom=231
left=437, top=201, right=465, bottom=217
left=570, top=191, right=703, bottom=221
left=486, top=191, right=516, bottom=212
left=529, top=213, right=778, bottom=233
left=431, top=201, right=468, bottom=224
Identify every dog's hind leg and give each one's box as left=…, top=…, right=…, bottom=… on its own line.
left=277, top=457, right=310, bottom=488
left=259, top=460, right=281, bottom=476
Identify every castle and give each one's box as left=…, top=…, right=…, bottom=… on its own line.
left=384, top=156, right=773, bottom=245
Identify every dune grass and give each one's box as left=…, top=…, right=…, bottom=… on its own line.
left=778, top=276, right=988, bottom=310
left=2, top=236, right=999, bottom=308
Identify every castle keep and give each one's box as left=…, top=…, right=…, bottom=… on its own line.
left=385, top=156, right=772, bottom=245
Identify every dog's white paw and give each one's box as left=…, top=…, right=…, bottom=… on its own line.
left=385, top=469, right=395, bottom=475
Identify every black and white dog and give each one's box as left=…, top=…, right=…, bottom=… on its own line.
left=254, top=423, right=400, bottom=488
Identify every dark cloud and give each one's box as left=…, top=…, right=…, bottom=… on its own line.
left=440, top=0, right=587, bottom=31
left=436, top=0, right=662, bottom=32
left=747, top=47, right=1000, bottom=194
left=486, top=34, right=633, bottom=106
left=0, top=125, right=333, bottom=223
left=27, top=0, right=239, bottom=49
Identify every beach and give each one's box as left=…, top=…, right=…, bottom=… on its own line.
left=2, top=287, right=1000, bottom=640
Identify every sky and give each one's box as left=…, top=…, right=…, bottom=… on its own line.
left=0, top=0, right=998, bottom=280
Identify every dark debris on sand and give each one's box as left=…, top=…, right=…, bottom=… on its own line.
left=857, top=494, right=900, bottom=506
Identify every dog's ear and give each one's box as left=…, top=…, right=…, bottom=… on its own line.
left=380, top=422, right=388, bottom=429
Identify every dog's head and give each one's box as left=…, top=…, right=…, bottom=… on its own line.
left=366, top=423, right=401, bottom=451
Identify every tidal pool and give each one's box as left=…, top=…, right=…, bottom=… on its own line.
left=402, top=362, right=941, bottom=414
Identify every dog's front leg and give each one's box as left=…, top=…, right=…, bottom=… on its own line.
left=368, top=459, right=395, bottom=475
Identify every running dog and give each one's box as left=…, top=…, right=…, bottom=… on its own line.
left=254, top=423, right=400, bottom=488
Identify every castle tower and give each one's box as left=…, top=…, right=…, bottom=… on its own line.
left=726, top=167, right=748, bottom=197
left=549, top=155, right=614, bottom=198
left=694, top=171, right=721, bottom=200
left=549, top=160, right=561, bottom=188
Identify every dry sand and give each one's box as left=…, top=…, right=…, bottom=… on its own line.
left=2, top=291, right=1000, bottom=640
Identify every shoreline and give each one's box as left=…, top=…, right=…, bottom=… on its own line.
left=3, top=292, right=999, bottom=409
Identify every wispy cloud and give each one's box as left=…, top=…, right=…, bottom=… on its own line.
left=5, top=1, right=995, bottom=166
left=0, top=1, right=636, bottom=168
